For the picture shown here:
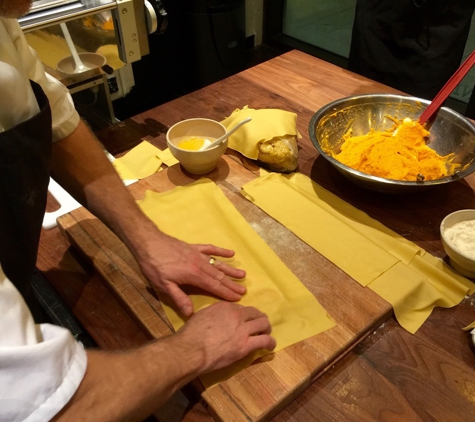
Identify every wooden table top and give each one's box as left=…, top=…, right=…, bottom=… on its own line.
left=38, top=50, right=475, bottom=421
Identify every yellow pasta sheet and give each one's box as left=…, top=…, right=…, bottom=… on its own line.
left=241, top=172, right=475, bottom=334
left=221, top=106, right=301, bottom=159
left=156, top=147, right=179, bottom=167
left=113, top=141, right=163, bottom=180
left=137, top=179, right=335, bottom=388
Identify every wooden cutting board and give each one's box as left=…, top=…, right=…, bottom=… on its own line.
left=57, top=153, right=392, bottom=422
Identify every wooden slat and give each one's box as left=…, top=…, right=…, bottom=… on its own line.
left=58, top=210, right=173, bottom=338
left=37, top=228, right=151, bottom=350
left=275, top=352, right=422, bottom=422
left=355, top=319, right=475, bottom=422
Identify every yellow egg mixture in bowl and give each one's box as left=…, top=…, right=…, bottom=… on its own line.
left=167, top=118, right=228, bottom=175
left=309, top=94, right=475, bottom=193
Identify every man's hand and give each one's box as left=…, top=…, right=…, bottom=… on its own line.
left=50, top=122, right=247, bottom=318
left=136, top=232, right=247, bottom=317
left=53, top=302, right=275, bottom=421
left=176, top=302, right=276, bottom=373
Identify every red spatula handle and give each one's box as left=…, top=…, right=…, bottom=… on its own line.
left=419, top=49, right=475, bottom=124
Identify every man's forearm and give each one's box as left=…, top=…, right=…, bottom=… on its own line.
left=52, top=334, right=203, bottom=422
left=50, top=120, right=161, bottom=256
left=52, top=301, right=276, bottom=421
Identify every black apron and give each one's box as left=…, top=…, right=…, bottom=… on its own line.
left=348, top=0, right=475, bottom=100
left=0, top=81, right=52, bottom=321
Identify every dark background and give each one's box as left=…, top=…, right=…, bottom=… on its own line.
left=113, top=0, right=285, bottom=120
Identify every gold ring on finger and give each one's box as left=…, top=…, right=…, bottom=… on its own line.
left=209, top=257, right=216, bottom=266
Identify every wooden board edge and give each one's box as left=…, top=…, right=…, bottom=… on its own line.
left=57, top=213, right=173, bottom=339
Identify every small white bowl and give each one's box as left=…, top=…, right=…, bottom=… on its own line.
left=166, top=118, right=227, bottom=175
left=440, top=209, right=475, bottom=278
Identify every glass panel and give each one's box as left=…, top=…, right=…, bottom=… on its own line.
left=24, top=11, right=123, bottom=82
left=283, top=0, right=355, bottom=58
left=282, top=0, right=475, bottom=105
left=453, top=19, right=475, bottom=104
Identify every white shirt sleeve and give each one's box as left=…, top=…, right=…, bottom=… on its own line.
left=0, top=264, right=87, bottom=422
left=1, top=18, right=80, bottom=142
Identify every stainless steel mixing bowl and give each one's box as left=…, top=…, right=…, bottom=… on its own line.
left=309, top=94, right=475, bottom=193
